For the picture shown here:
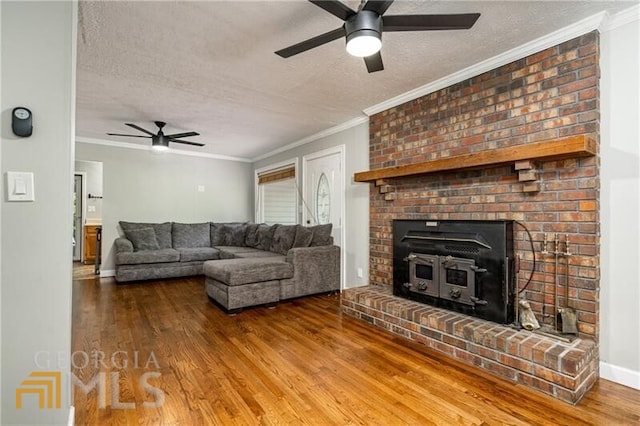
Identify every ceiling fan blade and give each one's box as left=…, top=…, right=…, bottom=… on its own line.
left=383, top=13, right=481, bottom=31
left=363, top=0, right=395, bottom=15
left=165, top=131, right=199, bottom=139
left=364, top=51, right=384, bottom=73
left=275, top=27, right=345, bottom=58
left=170, top=139, right=205, bottom=147
left=308, top=0, right=356, bottom=21
left=106, top=133, right=151, bottom=138
left=125, top=123, right=156, bottom=136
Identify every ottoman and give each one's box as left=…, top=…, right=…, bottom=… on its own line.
left=204, top=258, right=294, bottom=312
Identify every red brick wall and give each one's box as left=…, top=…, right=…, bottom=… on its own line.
left=368, top=31, right=599, bottom=338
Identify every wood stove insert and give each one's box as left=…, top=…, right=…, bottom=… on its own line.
left=393, top=219, right=516, bottom=324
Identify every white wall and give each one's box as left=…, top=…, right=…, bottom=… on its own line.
left=253, top=121, right=370, bottom=288
left=600, top=12, right=640, bottom=389
left=75, top=160, right=103, bottom=222
left=76, top=142, right=253, bottom=274
left=1, top=1, right=76, bottom=423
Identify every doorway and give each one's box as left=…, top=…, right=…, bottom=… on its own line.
left=73, top=160, right=103, bottom=276
left=73, top=173, right=85, bottom=261
left=303, top=146, right=345, bottom=289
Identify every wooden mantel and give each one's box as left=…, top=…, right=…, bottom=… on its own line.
left=354, top=135, right=596, bottom=183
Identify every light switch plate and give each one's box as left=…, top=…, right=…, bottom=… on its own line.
left=6, top=172, right=35, bottom=201
left=197, top=185, right=205, bottom=192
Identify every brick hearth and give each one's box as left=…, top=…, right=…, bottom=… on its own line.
left=341, top=285, right=598, bottom=404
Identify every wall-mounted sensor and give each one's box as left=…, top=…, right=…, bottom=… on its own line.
left=12, top=107, right=33, bottom=137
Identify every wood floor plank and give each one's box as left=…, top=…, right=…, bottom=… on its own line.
left=71, top=275, right=640, bottom=425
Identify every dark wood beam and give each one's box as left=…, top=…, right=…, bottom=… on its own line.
left=354, top=135, right=596, bottom=183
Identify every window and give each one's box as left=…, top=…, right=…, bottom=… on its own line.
left=256, top=164, right=297, bottom=225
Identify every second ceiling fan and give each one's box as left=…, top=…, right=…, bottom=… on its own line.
left=107, top=121, right=204, bottom=151
left=275, top=0, right=480, bottom=73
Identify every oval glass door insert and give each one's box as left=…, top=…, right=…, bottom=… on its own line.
left=316, top=173, right=331, bottom=225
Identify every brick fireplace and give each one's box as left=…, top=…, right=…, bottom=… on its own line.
left=342, top=31, right=600, bottom=403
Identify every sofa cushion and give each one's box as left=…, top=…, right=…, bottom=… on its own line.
left=116, top=248, right=180, bottom=266
left=214, top=246, right=282, bottom=259
left=233, top=251, right=285, bottom=260
left=120, top=221, right=172, bottom=249
left=203, top=258, right=293, bottom=286
left=211, top=222, right=246, bottom=246
left=124, top=227, right=160, bottom=251
left=270, top=225, right=298, bottom=255
left=214, top=246, right=258, bottom=259
left=177, top=247, right=220, bottom=262
left=226, top=223, right=247, bottom=246
left=210, top=223, right=227, bottom=246
left=172, top=222, right=211, bottom=248
left=256, top=224, right=276, bottom=251
left=309, top=223, right=333, bottom=246
left=244, top=223, right=260, bottom=247
left=293, top=225, right=313, bottom=248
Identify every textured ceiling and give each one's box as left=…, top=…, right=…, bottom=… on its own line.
left=76, top=0, right=634, bottom=160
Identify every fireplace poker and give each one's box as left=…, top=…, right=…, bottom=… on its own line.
left=541, top=233, right=549, bottom=323
left=558, top=234, right=578, bottom=334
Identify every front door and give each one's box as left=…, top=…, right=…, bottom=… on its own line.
left=303, top=147, right=344, bottom=288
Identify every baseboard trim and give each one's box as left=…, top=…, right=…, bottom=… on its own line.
left=100, top=269, right=115, bottom=278
left=600, top=361, right=640, bottom=390
left=68, top=405, right=75, bottom=426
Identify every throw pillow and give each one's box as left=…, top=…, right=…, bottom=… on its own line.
left=210, top=223, right=225, bottom=246
left=211, top=222, right=246, bottom=246
left=153, top=222, right=173, bottom=249
left=245, top=223, right=260, bottom=247
left=125, top=227, right=160, bottom=251
left=119, top=221, right=172, bottom=249
left=270, top=224, right=298, bottom=255
left=309, top=223, right=333, bottom=246
left=256, top=224, right=277, bottom=251
left=172, top=222, right=211, bottom=248
left=226, top=223, right=247, bottom=246
left=292, top=225, right=313, bottom=248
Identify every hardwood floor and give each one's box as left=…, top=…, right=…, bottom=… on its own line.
left=73, top=262, right=99, bottom=280
left=72, top=276, right=640, bottom=425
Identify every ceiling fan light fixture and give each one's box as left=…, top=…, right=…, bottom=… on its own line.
left=346, top=33, right=381, bottom=57
left=152, top=135, right=169, bottom=151
left=345, top=10, right=383, bottom=58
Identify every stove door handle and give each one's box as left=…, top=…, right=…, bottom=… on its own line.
left=470, top=296, right=488, bottom=305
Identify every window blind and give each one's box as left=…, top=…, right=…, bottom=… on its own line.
left=257, top=165, right=297, bottom=225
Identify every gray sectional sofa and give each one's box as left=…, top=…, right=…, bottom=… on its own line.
left=114, top=221, right=340, bottom=310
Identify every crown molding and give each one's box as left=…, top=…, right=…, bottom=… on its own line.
left=600, top=4, right=640, bottom=33
left=251, top=115, right=368, bottom=162
left=363, top=11, right=608, bottom=116
left=75, top=136, right=252, bottom=163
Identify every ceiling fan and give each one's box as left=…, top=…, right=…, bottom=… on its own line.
left=107, top=121, right=204, bottom=151
left=275, top=0, right=480, bottom=73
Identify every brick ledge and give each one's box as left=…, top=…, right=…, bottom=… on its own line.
left=341, top=285, right=598, bottom=404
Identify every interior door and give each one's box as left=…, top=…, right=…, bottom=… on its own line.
left=303, top=149, right=344, bottom=288
left=73, top=174, right=83, bottom=261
